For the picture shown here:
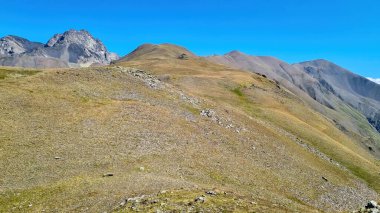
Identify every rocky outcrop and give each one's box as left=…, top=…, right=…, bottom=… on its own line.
left=0, top=30, right=119, bottom=68
left=354, top=200, right=379, bottom=213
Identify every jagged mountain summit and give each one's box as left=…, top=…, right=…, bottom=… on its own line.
left=0, top=30, right=119, bottom=68
left=43, top=30, right=119, bottom=66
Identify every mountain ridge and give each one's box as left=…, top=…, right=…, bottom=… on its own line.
left=207, top=51, right=380, bottom=158
left=0, top=29, right=119, bottom=68
left=0, top=35, right=44, bottom=56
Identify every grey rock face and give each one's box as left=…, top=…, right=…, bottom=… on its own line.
left=295, top=60, right=380, bottom=134
left=0, top=30, right=119, bottom=68
left=0, top=36, right=43, bottom=56
left=43, top=29, right=118, bottom=65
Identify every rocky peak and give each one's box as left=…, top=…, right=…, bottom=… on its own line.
left=0, top=30, right=119, bottom=68
left=46, top=29, right=98, bottom=48
left=0, top=35, right=43, bottom=56
left=43, top=29, right=119, bottom=65
left=44, top=30, right=113, bottom=65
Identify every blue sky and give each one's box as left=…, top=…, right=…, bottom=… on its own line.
left=0, top=0, right=379, bottom=77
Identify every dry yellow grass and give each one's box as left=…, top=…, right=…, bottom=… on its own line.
left=0, top=44, right=379, bottom=212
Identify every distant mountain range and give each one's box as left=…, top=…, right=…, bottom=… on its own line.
left=0, top=30, right=118, bottom=68
left=207, top=52, right=380, bottom=157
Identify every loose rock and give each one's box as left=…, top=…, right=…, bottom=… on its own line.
left=354, top=200, right=380, bottom=213
left=178, top=53, right=189, bottom=60
left=195, top=196, right=206, bottom=203
left=119, top=201, right=126, bottom=207
left=103, top=173, right=114, bottom=177
left=206, top=191, right=217, bottom=196
left=200, top=109, right=215, bottom=118
left=366, top=201, right=378, bottom=209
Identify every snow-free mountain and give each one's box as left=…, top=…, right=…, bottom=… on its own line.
left=0, top=30, right=118, bottom=68
left=207, top=51, right=380, bottom=157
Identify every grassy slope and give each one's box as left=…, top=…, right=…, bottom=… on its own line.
left=117, top=55, right=380, bottom=205
left=0, top=54, right=379, bottom=212
left=0, top=67, right=40, bottom=79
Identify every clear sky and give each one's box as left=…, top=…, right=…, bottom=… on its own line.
left=0, top=0, right=379, bottom=77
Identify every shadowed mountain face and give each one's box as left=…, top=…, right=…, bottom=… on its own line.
left=207, top=51, right=345, bottom=112
left=295, top=60, right=380, bottom=131
left=207, top=52, right=380, bottom=158
left=0, top=30, right=118, bottom=68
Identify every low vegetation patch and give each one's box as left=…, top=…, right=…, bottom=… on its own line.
left=0, top=68, right=40, bottom=80
left=231, top=87, right=244, bottom=97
